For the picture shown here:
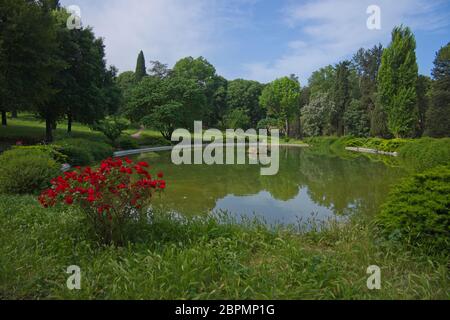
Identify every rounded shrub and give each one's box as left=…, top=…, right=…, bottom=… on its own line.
left=377, top=165, right=450, bottom=252
left=0, top=149, right=61, bottom=195
left=55, top=138, right=113, bottom=166
left=117, top=136, right=140, bottom=150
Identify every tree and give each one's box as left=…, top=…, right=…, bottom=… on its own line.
left=93, top=117, right=129, bottom=146
left=416, top=75, right=431, bottom=136
left=116, top=71, right=136, bottom=114
left=128, top=75, right=206, bottom=139
left=370, top=99, right=390, bottom=138
left=425, top=43, right=450, bottom=137
left=0, top=0, right=58, bottom=128
left=135, top=50, right=147, bottom=82
left=308, top=65, right=336, bottom=99
left=332, top=61, right=352, bottom=136
left=260, top=77, right=300, bottom=136
left=223, top=108, right=251, bottom=130
left=344, top=99, right=370, bottom=137
left=148, top=60, right=171, bottom=79
left=210, top=76, right=228, bottom=127
left=124, top=76, right=163, bottom=123
left=301, top=93, right=335, bottom=137
left=226, top=79, right=264, bottom=127
left=378, top=26, right=419, bottom=138
left=172, top=56, right=222, bottom=127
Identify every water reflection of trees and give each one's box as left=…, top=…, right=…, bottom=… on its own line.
left=144, top=148, right=405, bottom=216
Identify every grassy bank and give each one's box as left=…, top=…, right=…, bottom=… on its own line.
left=0, top=114, right=166, bottom=150
left=0, top=194, right=448, bottom=300
left=305, top=136, right=450, bottom=172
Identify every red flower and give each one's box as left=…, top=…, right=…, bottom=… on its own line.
left=65, top=196, right=74, bottom=205
left=117, top=183, right=127, bottom=190
left=157, top=172, right=164, bottom=178
left=138, top=161, right=149, bottom=168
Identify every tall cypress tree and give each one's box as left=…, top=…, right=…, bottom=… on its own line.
left=378, top=26, right=419, bottom=138
left=332, top=60, right=351, bottom=136
left=425, top=43, right=450, bottom=137
left=135, top=50, right=147, bottom=82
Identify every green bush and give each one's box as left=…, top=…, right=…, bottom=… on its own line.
left=54, top=138, right=113, bottom=166
left=398, top=138, right=450, bottom=172
left=377, top=165, right=450, bottom=252
left=12, top=145, right=68, bottom=163
left=117, top=136, right=140, bottom=150
left=0, top=149, right=60, bottom=195
left=137, top=135, right=171, bottom=147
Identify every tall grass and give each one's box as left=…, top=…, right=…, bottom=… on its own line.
left=0, top=195, right=448, bottom=300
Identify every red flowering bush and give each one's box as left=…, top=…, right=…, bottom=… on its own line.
left=39, top=157, right=165, bottom=245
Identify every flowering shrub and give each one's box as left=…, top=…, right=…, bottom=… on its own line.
left=39, top=157, right=165, bottom=245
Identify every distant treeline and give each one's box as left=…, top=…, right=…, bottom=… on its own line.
left=1, top=1, right=449, bottom=141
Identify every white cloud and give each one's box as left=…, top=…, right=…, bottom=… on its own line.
left=244, top=0, right=450, bottom=84
left=61, top=0, right=247, bottom=72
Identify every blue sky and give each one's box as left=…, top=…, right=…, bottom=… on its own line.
left=60, top=0, right=450, bottom=84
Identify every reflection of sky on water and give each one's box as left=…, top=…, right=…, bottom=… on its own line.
left=214, top=188, right=344, bottom=227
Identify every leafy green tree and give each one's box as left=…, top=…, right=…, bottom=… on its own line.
left=173, top=57, right=218, bottom=126
left=353, top=44, right=383, bottom=132
left=226, top=79, right=264, bottom=127
left=260, top=77, right=300, bottom=136
left=0, top=0, right=57, bottom=128
left=332, top=60, right=352, bottom=136
left=425, top=43, right=450, bottom=137
left=257, top=117, right=280, bottom=131
left=135, top=50, right=147, bottom=82
left=128, top=75, right=206, bottom=139
left=344, top=99, right=370, bottom=137
left=416, top=75, right=432, bottom=136
left=301, top=92, right=335, bottom=137
left=223, top=108, right=251, bottom=130
left=148, top=60, right=171, bottom=79
left=370, top=98, right=390, bottom=138
left=308, top=65, right=336, bottom=99
left=378, top=26, right=419, bottom=138
left=172, top=56, right=223, bottom=127
left=209, top=75, right=228, bottom=127
left=124, top=76, right=163, bottom=123
left=93, top=117, right=129, bottom=146
left=49, top=9, right=113, bottom=135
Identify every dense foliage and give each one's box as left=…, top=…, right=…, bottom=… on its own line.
left=0, top=148, right=61, bottom=195
left=425, top=43, right=450, bottom=137
left=55, top=138, right=113, bottom=166
left=378, top=165, right=450, bottom=252
left=0, top=0, right=121, bottom=142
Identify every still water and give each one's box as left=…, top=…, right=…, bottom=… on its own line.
left=133, top=147, right=405, bottom=227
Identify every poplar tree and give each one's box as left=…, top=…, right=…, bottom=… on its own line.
left=378, top=26, right=419, bottom=138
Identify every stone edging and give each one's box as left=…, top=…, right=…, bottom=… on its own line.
left=114, top=143, right=310, bottom=157
left=345, top=147, right=398, bottom=157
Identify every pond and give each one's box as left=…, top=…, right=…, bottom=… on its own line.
left=132, top=147, right=406, bottom=227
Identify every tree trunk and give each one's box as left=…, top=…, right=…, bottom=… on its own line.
left=1, top=110, right=7, bottom=126
left=11, top=110, right=18, bottom=118
left=45, top=118, right=54, bottom=143
left=67, top=112, right=72, bottom=133
left=285, top=119, right=289, bottom=138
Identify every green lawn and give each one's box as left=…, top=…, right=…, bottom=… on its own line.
left=0, top=114, right=165, bottom=148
